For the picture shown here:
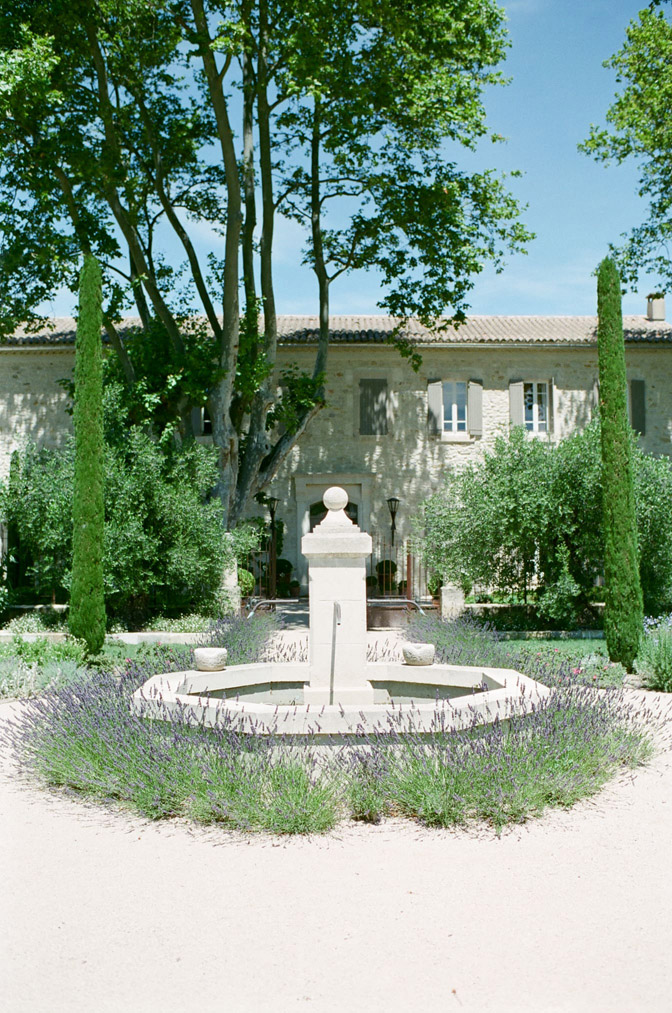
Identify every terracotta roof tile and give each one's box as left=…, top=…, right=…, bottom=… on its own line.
left=4, top=314, right=672, bottom=346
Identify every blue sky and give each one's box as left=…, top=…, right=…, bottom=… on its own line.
left=450, top=0, right=658, bottom=318
left=44, top=0, right=658, bottom=320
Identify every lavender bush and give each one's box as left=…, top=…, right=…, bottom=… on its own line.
left=406, top=614, right=626, bottom=688
left=368, top=687, right=651, bottom=830
left=0, top=612, right=655, bottom=835
left=637, top=628, right=672, bottom=692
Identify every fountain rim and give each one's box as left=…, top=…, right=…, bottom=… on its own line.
left=131, top=660, right=549, bottom=737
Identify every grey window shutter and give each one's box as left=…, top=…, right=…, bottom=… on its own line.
left=548, top=378, right=554, bottom=434
left=468, top=379, right=483, bottom=436
left=509, top=379, right=524, bottom=428
left=630, top=379, right=646, bottom=435
left=591, top=379, right=600, bottom=420
left=191, top=407, right=203, bottom=435
left=359, top=378, right=388, bottom=435
left=427, top=380, right=443, bottom=435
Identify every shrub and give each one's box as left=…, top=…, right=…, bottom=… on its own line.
left=237, top=568, right=255, bottom=597
left=0, top=609, right=68, bottom=633
left=637, top=629, right=672, bottom=692
left=0, top=658, right=89, bottom=699
left=417, top=421, right=671, bottom=630
left=405, top=614, right=626, bottom=688
left=141, top=613, right=214, bottom=633
left=636, top=457, right=672, bottom=614
left=3, top=434, right=232, bottom=624
left=0, top=636, right=90, bottom=699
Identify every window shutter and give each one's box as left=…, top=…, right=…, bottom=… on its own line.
left=427, top=380, right=443, bottom=435
left=591, top=379, right=600, bottom=420
left=548, top=378, right=554, bottom=434
left=191, top=407, right=203, bottom=435
left=630, top=379, right=646, bottom=435
left=467, top=379, right=483, bottom=436
left=509, top=379, right=524, bottom=428
left=359, top=378, right=388, bottom=435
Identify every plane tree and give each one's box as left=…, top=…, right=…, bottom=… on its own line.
left=0, top=0, right=531, bottom=525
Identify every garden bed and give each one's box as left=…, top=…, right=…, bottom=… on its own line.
left=0, top=613, right=659, bottom=835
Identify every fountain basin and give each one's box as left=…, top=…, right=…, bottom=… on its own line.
left=131, top=660, right=549, bottom=738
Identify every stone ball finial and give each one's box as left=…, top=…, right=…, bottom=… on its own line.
left=323, top=486, right=348, bottom=512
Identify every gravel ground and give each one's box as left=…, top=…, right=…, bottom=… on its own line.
left=2, top=693, right=672, bottom=1013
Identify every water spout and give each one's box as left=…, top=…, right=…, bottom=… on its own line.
left=329, top=601, right=342, bottom=704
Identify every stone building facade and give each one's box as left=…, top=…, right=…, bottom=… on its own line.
left=1, top=305, right=671, bottom=587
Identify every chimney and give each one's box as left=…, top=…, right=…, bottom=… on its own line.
left=646, top=293, right=665, bottom=321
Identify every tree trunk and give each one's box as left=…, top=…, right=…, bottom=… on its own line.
left=189, top=0, right=243, bottom=523
left=311, top=99, right=330, bottom=387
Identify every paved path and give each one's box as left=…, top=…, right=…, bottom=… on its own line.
left=2, top=694, right=672, bottom=1013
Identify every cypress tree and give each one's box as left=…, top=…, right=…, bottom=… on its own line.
left=68, top=255, right=106, bottom=653
left=596, top=257, right=643, bottom=670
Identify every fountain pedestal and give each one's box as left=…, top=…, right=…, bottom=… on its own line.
left=301, top=486, right=375, bottom=705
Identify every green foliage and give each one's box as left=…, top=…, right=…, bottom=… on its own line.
left=0, top=634, right=89, bottom=699
left=265, top=366, right=326, bottom=435
left=100, top=320, right=223, bottom=439
left=141, top=613, right=215, bottom=633
left=597, top=257, right=643, bottom=670
left=102, top=431, right=229, bottom=620
left=635, top=453, right=672, bottom=614
left=227, top=522, right=263, bottom=563
left=69, top=255, right=106, bottom=653
left=1, top=447, right=73, bottom=598
left=2, top=635, right=86, bottom=668
left=3, top=435, right=230, bottom=624
left=580, top=5, right=672, bottom=291
left=535, top=546, right=583, bottom=629
left=418, top=428, right=569, bottom=605
left=0, top=0, right=531, bottom=524
left=637, top=629, right=672, bottom=692
left=0, top=609, right=68, bottom=633
left=417, top=421, right=671, bottom=629
left=237, top=568, right=255, bottom=597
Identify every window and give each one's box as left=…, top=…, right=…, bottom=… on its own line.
left=359, top=378, right=388, bottom=435
left=442, top=381, right=467, bottom=432
left=509, top=379, right=554, bottom=435
left=428, top=379, right=483, bottom=438
left=191, top=405, right=213, bottom=438
left=523, top=381, right=548, bottom=433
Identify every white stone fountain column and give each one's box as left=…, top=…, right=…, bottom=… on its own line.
left=301, top=486, right=375, bottom=706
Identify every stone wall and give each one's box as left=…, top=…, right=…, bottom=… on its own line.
left=263, top=342, right=671, bottom=582
left=0, top=348, right=75, bottom=482
left=1, top=337, right=670, bottom=586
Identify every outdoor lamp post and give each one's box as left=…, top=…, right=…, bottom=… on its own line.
left=268, top=496, right=280, bottom=599
left=386, top=496, right=400, bottom=547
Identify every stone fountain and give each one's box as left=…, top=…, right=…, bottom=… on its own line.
left=132, top=486, right=547, bottom=737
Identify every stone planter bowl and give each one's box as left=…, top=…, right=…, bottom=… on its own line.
left=193, top=647, right=228, bottom=672
left=402, top=642, right=435, bottom=666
